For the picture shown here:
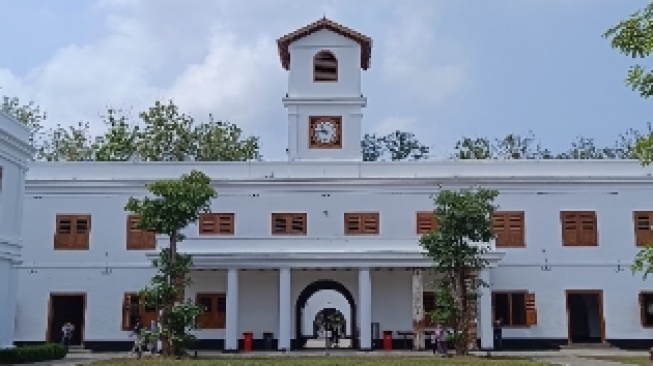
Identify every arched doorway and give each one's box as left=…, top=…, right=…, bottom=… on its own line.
left=294, top=279, right=357, bottom=350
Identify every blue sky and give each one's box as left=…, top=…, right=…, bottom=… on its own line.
left=0, top=0, right=651, bottom=159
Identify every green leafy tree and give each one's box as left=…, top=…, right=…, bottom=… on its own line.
left=604, top=2, right=653, bottom=275
left=38, top=121, right=98, bottom=161
left=452, top=137, right=492, bottom=159
left=361, top=133, right=384, bottom=162
left=361, top=130, right=430, bottom=161
left=419, top=187, right=498, bottom=355
left=1, top=93, right=47, bottom=149
left=125, top=169, right=217, bottom=357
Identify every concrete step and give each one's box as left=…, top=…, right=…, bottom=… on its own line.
left=67, top=346, right=92, bottom=353
left=560, top=343, right=614, bottom=350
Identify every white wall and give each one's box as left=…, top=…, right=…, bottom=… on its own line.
left=0, top=111, right=32, bottom=348
left=16, top=159, right=653, bottom=344
left=287, top=29, right=362, bottom=98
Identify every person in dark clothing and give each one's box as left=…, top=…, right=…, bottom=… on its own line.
left=130, top=318, right=143, bottom=358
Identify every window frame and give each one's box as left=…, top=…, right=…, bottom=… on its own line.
left=634, top=211, right=653, bottom=247
left=344, top=212, right=380, bottom=235
left=121, top=293, right=157, bottom=331
left=492, top=291, right=531, bottom=327
left=199, top=213, right=235, bottom=236
left=560, top=210, right=598, bottom=247
left=54, top=214, right=91, bottom=250
left=126, top=214, right=156, bottom=250
left=493, top=211, right=526, bottom=247
left=195, top=293, right=226, bottom=329
left=271, top=213, right=307, bottom=236
left=313, top=50, right=338, bottom=82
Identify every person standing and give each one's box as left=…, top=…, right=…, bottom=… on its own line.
left=148, top=320, right=158, bottom=354
left=130, top=319, right=143, bottom=359
left=60, top=321, right=74, bottom=347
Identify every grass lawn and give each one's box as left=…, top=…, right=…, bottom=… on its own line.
left=90, top=356, right=554, bottom=365
left=584, top=356, right=650, bottom=365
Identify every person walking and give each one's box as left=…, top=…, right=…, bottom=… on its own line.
left=129, top=319, right=143, bottom=359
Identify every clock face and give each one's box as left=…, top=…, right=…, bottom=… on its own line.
left=309, top=116, right=342, bottom=149
left=313, top=120, right=338, bottom=144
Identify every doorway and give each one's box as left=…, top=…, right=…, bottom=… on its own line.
left=47, top=293, right=86, bottom=345
left=295, top=279, right=357, bottom=350
left=565, top=290, right=605, bottom=344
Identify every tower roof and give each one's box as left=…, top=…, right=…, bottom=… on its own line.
left=276, top=17, right=372, bottom=71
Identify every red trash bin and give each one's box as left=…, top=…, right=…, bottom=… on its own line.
left=243, top=331, right=254, bottom=352
left=383, top=330, right=393, bottom=350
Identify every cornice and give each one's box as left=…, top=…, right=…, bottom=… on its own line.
left=143, top=250, right=505, bottom=269
left=282, top=96, right=367, bottom=107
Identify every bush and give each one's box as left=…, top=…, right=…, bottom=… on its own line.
left=0, top=343, right=68, bottom=364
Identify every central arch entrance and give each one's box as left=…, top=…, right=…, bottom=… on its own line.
left=294, top=279, right=358, bottom=350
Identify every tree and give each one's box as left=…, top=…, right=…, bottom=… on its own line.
left=604, top=2, right=653, bottom=276
left=419, top=187, right=498, bottom=355
left=452, top=137, right=492, bottom=160
left=38, top=121, right=98, bottom=161
left=360, top=130, right=430, bottom=161
left=361, top=133, right=384, bottom=162
left=604, top=2, right=653, bottom=99
left=555, top=136, right=614, bottom=159
left=125, top=169, right=217, bottom=357
left=453, top=132, right=555, bottom=160
left=1, top=93, right=47, bottom=149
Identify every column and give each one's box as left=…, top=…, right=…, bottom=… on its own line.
left=478, top=268, right=493, bottom=350
left=278, top=268, right=291, bottom=351
left=411, top=269, right=424, bottom=350
left=224, top=268, right=239, bottom=352
left=358, top=268, right=372, bottom=351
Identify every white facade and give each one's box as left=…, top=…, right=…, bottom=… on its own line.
left=0, top=110, right=32, bottom=349
left=10, top=18, right=653, bottom=352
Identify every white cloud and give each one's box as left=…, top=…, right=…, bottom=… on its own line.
left=381, top=2, right=468, bottom=104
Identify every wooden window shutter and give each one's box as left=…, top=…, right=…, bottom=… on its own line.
left=122, top=294, right=131, bottom=330
left=127, top=215, right=143, bottom=248
left=507, top=212, right=525, bottom=245
left=578, top=212, right=597, bottom=245
left=345, top=214, right=361, bottom=234
left=634, top=211, right=653, bottom=247
left=525, top=292, right=537, bottom=326
left=362, top=213, right=379, bottom=234
left=492, top=213, right=507, bottom=245
left=416, top=212, right=437, bottom=234
left=561, top=212, right=579, bottom=246
left=55, top=215, right=73, bottom=249
left=199, top=213, right=235, bottom=235
left=74, top=215, right=91, bottom=249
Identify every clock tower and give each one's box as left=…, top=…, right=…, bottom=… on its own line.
left=277, top=18, right=371, bottom=161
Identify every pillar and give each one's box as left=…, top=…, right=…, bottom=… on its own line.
left=358, top=268, right=372, bottom=351
left=412, top=269, right=425, bottom=350
left=278, top=268, right=291, bottom=351
left=478, top=268, right=493, bottom=350
left=224, top=268, right=239, bottom=352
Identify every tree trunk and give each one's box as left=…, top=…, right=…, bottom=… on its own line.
left=455, top=268, right=469, bottom=356
left=161, top=232, right=178, bottom=357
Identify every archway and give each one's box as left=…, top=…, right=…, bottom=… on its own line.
left=294, top=279, right=357, bottom=350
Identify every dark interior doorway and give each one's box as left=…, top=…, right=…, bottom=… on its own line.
left=294, top=279, right=357, bottom=350
left=566, top=290, right=604, bottom=344
left=47, top=293, right=86, bottom=346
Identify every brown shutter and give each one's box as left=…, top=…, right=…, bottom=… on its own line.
left=74, top=215, right=91, bottom=249
left=634, top=212, right=653, bottom=247
left=217, top=214, right=234, bottom=235
left=561, top=212, right=579, bottom=246
left=55, top=216, right=73, bottom=249
left=508, top=213, right=525, bottom=245
left=416, top=212, right=437, bottom=234
left=492, top=213, right=507, bottom=245
left=127, top=215, right=142, bottom=248
left=122, top=295, right=131, bottom=330
left=525, top=292, right=537, bottom=326
left=362, top=213, right=378, bottom=234
left=578, top=212, right=597, bottom=245
left=199, top=214, right=216, bottom=234
left=345, top=214, right=361, bottom=234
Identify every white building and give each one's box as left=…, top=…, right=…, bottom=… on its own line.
left=0, top=110, right=33, bottom=349
left=9, top=18, right=653, bottom=352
